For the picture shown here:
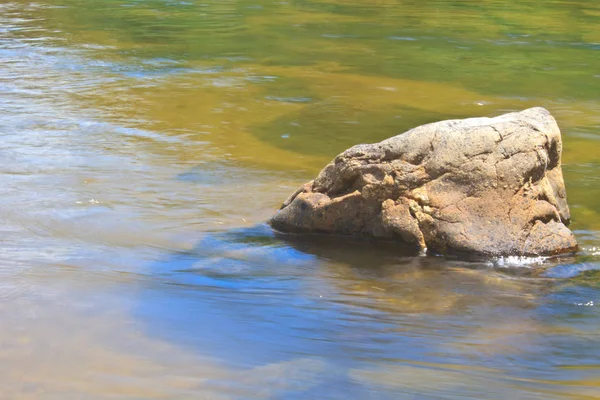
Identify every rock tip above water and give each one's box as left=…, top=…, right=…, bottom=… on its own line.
left=269, top=107, right=578, bottom=257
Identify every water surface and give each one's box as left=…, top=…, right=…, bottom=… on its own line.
left=1, top=1, right=600, bottom=398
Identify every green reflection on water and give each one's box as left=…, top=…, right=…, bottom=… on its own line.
left=18, top=0, right=599, bottom=234
left=44, top=0, right=600, bottom=97
left=7, top=0, right=599, bottom=230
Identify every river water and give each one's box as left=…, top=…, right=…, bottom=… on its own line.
left=1, top=0, right=600, bottom=398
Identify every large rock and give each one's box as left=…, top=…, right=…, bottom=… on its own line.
left=270, top=107, right=577, bottom=257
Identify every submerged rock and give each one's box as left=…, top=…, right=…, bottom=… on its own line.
left=269, top=107, right=577, bottom=257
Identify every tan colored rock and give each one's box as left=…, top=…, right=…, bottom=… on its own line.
left=270, top=107, right=577, bottom=256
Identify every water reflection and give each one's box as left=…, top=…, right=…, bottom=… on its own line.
left=1, top=0, right=600, bottom=398
left=139, top=226, right=600, bottom=398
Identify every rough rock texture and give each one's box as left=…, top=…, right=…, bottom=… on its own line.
left=270, top=107, right=577, bottom=256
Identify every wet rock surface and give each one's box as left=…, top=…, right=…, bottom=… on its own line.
left=270, top=107, right=577, bottom=256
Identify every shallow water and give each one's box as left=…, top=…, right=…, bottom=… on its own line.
left=1, top=0, right=600, bottom=398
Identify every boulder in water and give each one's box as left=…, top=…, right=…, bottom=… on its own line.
left=270, top=107, right=577, bottom=257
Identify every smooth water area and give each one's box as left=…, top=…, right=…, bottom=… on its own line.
left=1, top=1, right=600, bottom=398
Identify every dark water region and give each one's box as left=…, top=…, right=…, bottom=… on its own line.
left=1, top=0, right=600, bottom=398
